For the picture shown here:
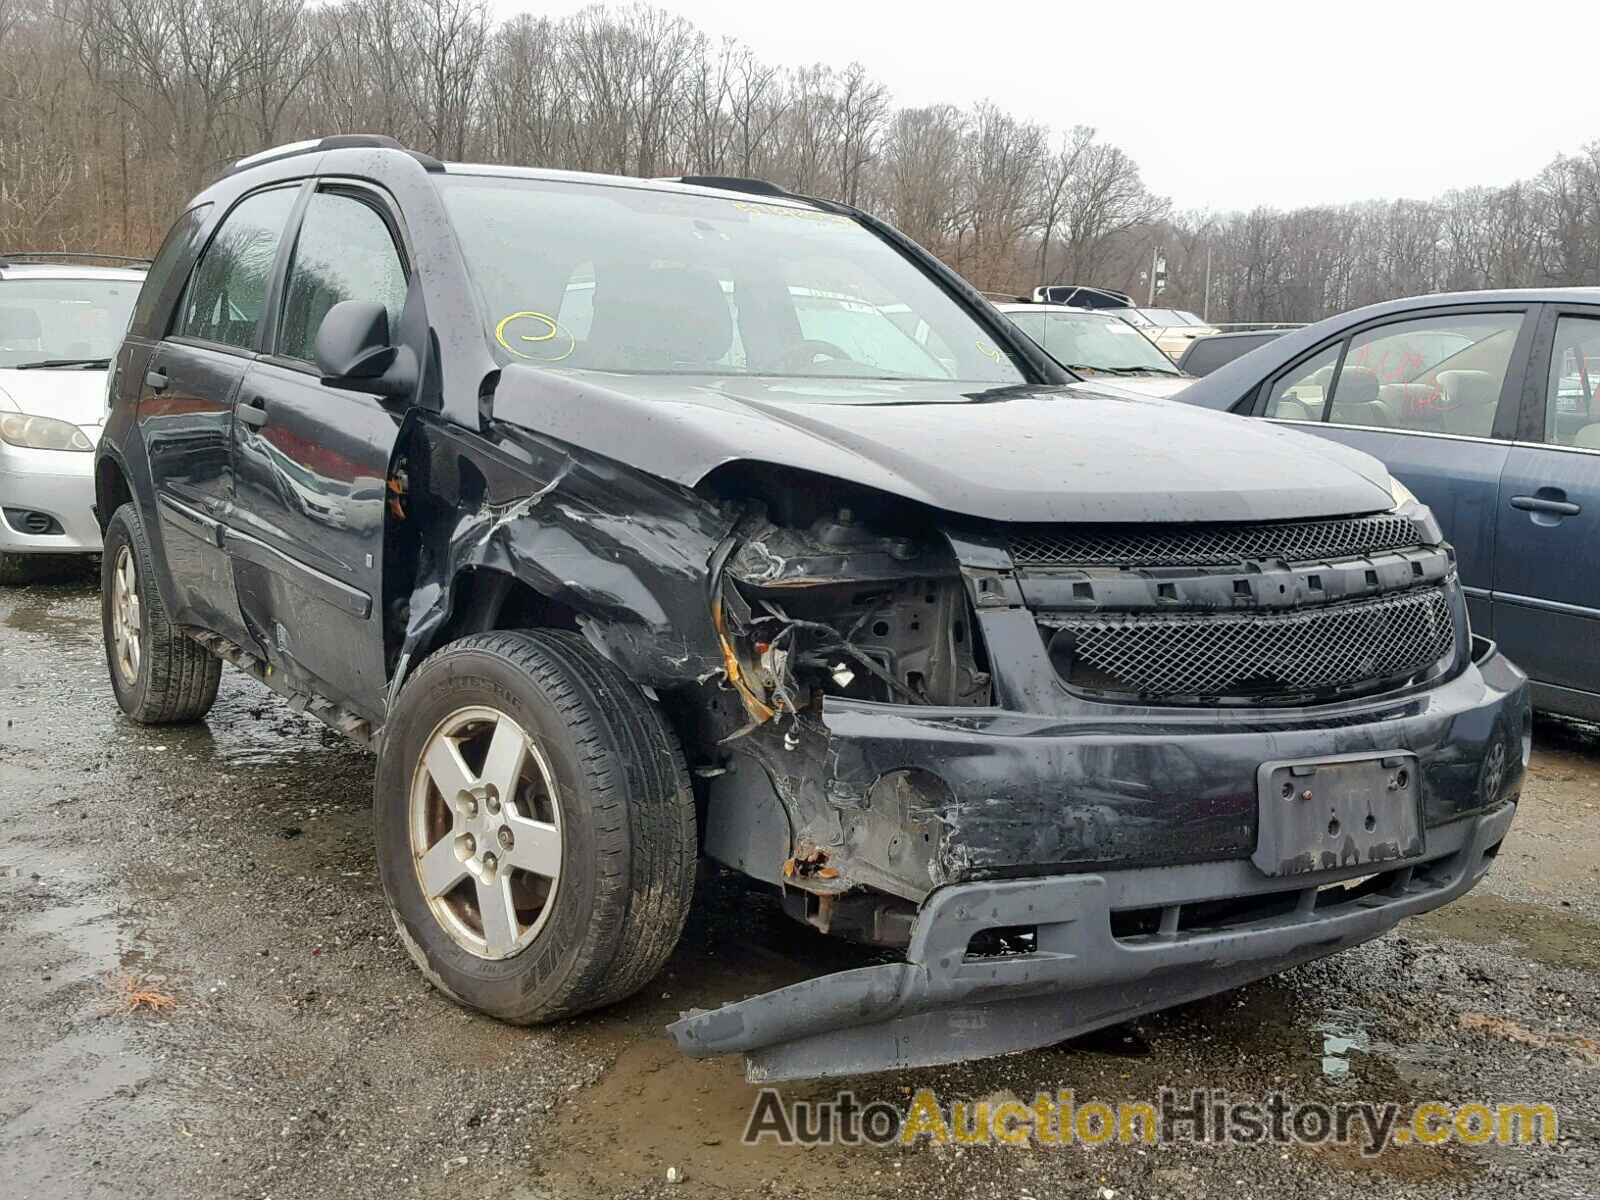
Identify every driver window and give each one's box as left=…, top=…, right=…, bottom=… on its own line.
left=277, top=190, right=408, bottom=364
left=1265, top=344, right=1340, bottom=421
left=1543, top=315, right=1600, bottom=449
left=1329, top=313, right=1522, bottom=437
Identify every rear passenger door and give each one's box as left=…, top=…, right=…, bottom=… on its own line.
left=140, top=184, right=300, bottom=644
left=1491, top=308, right=1600, bottom=717
left=229, top=183, right=411, bottom=717
left=1256, top=306, right=1536, bottom=635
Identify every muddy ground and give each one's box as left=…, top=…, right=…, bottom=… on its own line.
left=2, top=573, right=1597, bottom=1200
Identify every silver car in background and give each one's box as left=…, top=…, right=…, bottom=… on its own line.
left=0, top=256, right=145, bottom=583
left=997, top=302, right=1195, bottom=398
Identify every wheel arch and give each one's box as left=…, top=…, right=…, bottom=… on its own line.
left=94, top=452, right=134, bottom=534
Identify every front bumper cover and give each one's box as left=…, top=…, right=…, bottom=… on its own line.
left=0, top=443, right=101, bottom=554
left=669, top=638, right=1527, bottom=1080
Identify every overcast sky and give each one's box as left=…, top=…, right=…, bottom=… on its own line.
left=491, top=0, right=1596, bottom=212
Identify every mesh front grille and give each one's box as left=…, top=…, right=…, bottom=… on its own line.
left=1010, top=514, right=1421, bottom=568
left=1042, top=586, right=1455, bottom=701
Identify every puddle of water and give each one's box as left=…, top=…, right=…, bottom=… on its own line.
left=1313, top=1007, right=1376, bottom=1080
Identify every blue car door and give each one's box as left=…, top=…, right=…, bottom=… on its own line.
left=1252, top=304, right=1538, bottom=636
left=1491, top=307, right=1600, bottom=719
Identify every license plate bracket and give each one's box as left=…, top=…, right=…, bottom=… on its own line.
left=1253, top=751, right=1424, bottom=877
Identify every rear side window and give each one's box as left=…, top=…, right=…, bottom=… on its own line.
left=277, top=190, right=408, bottom=364
left=1543, top=315, right=1600, bottom=448
left=176, top=187, right=298, bottom=350
left=132, top=203, right=211, bottom=338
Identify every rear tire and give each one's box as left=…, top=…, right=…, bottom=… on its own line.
left=101, top=503, right=221, bottom=723
left=375, top=629, right=696, bottom=1023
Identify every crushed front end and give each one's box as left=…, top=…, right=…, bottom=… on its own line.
left=673, top=496, right=1530, bottom=1080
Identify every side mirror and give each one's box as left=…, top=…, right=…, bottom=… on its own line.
left=315, top=300, right=402, bottom=392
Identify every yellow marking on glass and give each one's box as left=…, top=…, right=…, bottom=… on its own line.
left=495, top=311, right=574, bottom=362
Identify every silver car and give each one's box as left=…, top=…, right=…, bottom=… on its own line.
left=0, top=258, right=145, bottom=582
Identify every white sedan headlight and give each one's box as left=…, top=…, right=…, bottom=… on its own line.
left=0, top=412, right=94, bottom=452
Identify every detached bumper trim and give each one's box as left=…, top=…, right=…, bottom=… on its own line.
left=668, top=801, right=1514, bottom=1081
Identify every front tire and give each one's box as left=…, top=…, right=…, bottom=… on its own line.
left=100, top=503, right=221, bottom=723
left=375, top=630, right=696, bottom=1023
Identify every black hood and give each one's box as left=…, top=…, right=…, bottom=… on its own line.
left=490, top=367, right=1397, bottom=524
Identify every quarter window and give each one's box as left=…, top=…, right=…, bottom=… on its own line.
left=177, top=187, right=298, bottom=350
left=277, top=190, right=409, bottom=364
left=1543, top=316, right=1600, bottom=449
left=1265, top=344, right=1340, bottom=421
left=1327, top=313, right=1522, bottom=437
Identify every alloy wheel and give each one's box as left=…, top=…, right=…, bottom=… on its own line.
left=110, top=545, right=142, bottom=685
left=408, top=706, right=563, bottom=959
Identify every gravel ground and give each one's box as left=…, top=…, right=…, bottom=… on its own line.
left=2, top=574, right=1597, bottom=1200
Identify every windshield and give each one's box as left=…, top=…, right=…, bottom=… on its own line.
left=1138, top=309, right=1205, bottom=328
left=436, top=175, right=1025, bottom=386
left=0, top=278, right=138, bottom=368
left=1006, top=310, right=1178, bottom=375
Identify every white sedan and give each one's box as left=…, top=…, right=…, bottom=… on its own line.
left=996, top=303, right=1195, bottom=398
left=0, top=259, right=145, bottom=583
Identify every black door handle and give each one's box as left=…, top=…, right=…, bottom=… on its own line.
left=145, top=369, right=168, bottom=391
left=237, top=397, right=268, bottom=428
left=1510, top=495, right=1581, bottom=516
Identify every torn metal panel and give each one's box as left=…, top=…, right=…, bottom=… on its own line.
left=389, top=409, right=737, bottom=696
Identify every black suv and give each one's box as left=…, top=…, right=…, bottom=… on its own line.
left=96, top=136, right=1529, bottom=1081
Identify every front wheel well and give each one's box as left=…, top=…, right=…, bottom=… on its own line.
left=424, top=568, right=582, bottom=657
left=95, top=457, right=133, bottom=533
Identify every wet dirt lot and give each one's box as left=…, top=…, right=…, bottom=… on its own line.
left=2, top=574, right=1598, bottom=1200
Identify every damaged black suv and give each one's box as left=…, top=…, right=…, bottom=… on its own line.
left=96, top=135, right=1530, bottom=1081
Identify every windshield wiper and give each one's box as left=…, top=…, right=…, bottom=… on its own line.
left=14, top=357, right=112, bottom=370
left=1061, top=363, right=1180, bottom=377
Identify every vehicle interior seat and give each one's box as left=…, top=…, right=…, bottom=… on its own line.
left=1436, top=369, right=1500, bottom=436
left=1272, top=396, right=1313, bottom=421
left=1573, top=423, right=1600, bottom=450
left=1378, top=382, right=1443, bottom=430
left=1328, top=366, right=1391, bottom=427
left=585, top=265, right=732, bottom=371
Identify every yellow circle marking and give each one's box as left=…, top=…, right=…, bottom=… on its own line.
left=495, top=311, right=574, bottom=363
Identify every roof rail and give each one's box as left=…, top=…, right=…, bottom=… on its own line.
left=672, top=175, right=788, bottom=198
left=0, top=252, right=151, bottom=269
left=222, top=135, right=444, bottom=179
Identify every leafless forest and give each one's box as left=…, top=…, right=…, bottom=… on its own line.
left=4, top=0, right=1599, bottom=321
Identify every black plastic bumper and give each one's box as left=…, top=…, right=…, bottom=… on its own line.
left=668, top=638, right=1529, bottom=1080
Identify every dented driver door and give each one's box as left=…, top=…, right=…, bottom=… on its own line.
left=226, top=185, right=411, bottom=718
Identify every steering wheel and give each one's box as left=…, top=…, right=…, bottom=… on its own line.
left=781, top=339, right=856, bottom=372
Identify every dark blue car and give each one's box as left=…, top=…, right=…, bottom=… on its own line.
left=1178, top=289, right=1600, bottom=721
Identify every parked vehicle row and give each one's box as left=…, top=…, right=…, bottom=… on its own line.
left=87, top=135, right=1526, bottom=1082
